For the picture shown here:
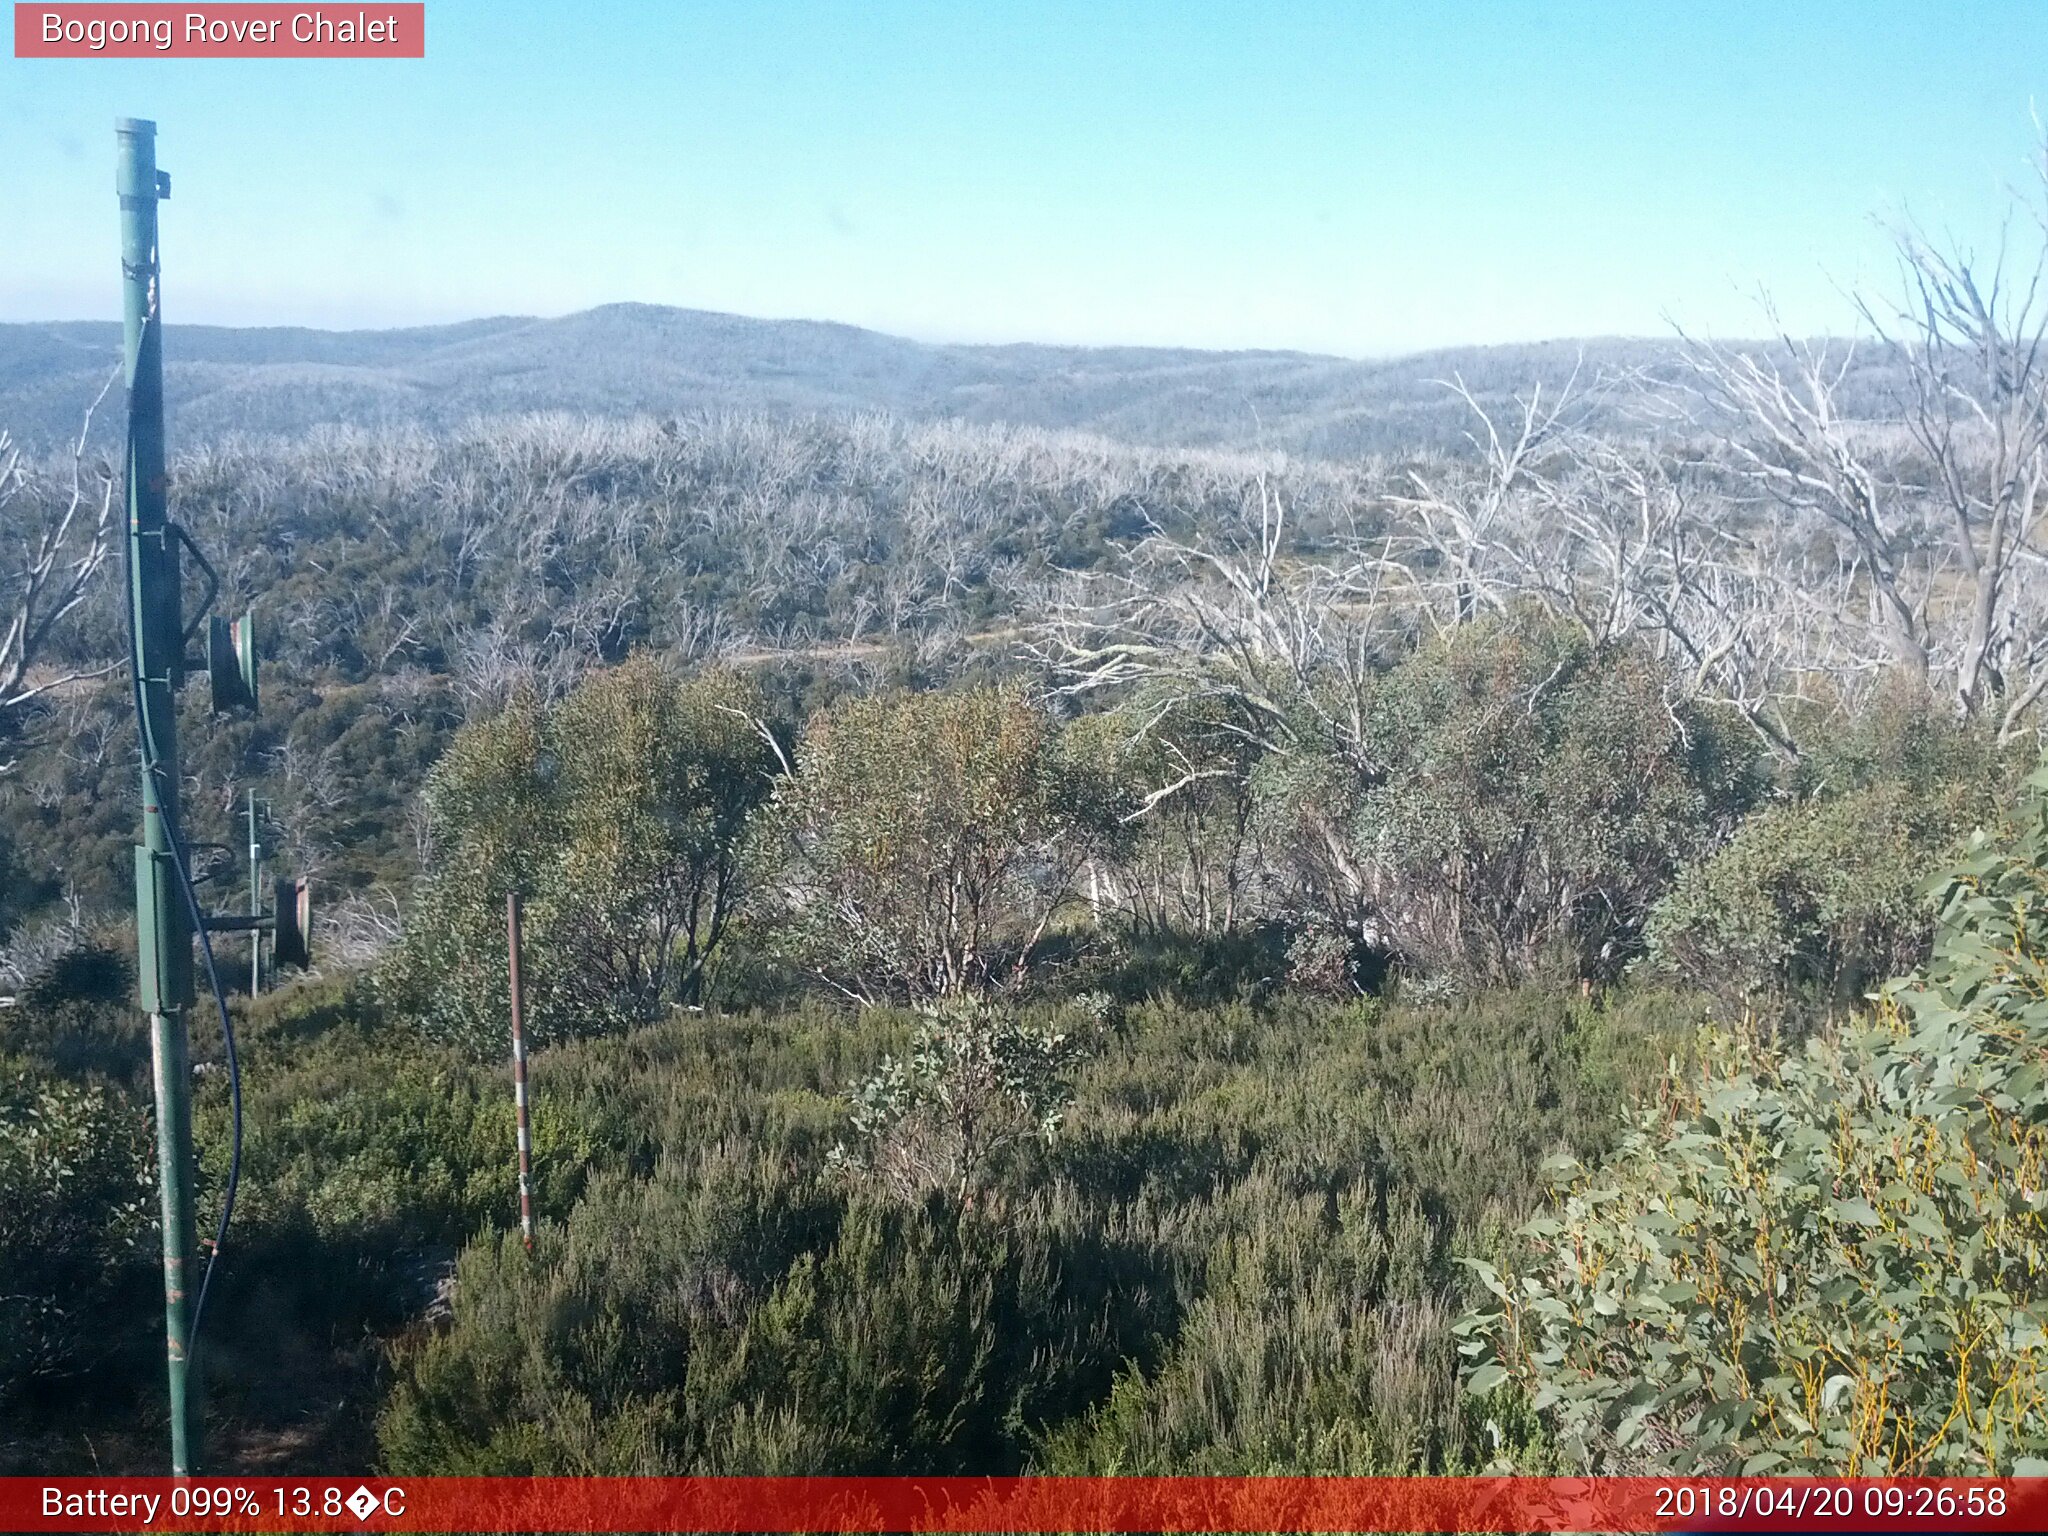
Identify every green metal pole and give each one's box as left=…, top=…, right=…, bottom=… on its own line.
left=119, top=116, right=201, bottom=1478
left=248, top=791, right=263, bottom=996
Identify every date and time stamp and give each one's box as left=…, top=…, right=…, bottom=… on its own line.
left=9, top=1475, right=2042, bottom=1532
left=1653, top=1478, right=2012, bottom=1522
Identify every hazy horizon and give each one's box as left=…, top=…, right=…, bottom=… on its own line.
left=1, top=298, right=1728, bottom=362
left=7, top=2, right=2047, bottom=354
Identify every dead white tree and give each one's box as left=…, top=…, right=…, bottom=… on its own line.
left=1676, top=325, right=1937, bottom=691
left=1676, top=152, right=2048, bottom=743
left=1879, top=203, right=2048, bottom=737
left=1033, top=475, right=1412, bottom=943
left=1375, top=370, right=1861, bottom=758
left=0, top=378, right=120, bottom=769
left=1035, top=475, right=1401, bottom=772
left=314, top=889, right=406, bottom=969
left=1385, top=371, right=1580, bottom=629
left=1496, top=424, right=1877, bottom=758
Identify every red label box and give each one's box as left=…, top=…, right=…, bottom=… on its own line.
left=3, top=1476, right=2048, bottom=1534
left=14, top=3, right=424, bottom=57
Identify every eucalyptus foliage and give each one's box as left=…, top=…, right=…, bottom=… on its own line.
left=0, top=1059, right=154, bottom=1396
left=1458, top=763, right=2048, bottom=1474
left=1264, top=611, right=1744, bottom=985
left=1645, top=700, right=2014, bottom=1005
left=1062, top=701, right=1271, bottom=938
left=1645, top=781, right=1991, bottom=1006
left=383, top=658, right=777, bottom=1055
left=759, top=686, right=1108, bottom=1001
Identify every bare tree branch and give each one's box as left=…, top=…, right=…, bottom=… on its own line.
left=0, top=374, right=122, bottom=768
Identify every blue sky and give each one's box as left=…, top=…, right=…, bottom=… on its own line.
left=3, top=1, right=2044, bottom=354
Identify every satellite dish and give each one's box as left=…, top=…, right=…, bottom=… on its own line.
left=272, top=875, right=311, bottom=969
left=207, top=610, right=258, bottom=714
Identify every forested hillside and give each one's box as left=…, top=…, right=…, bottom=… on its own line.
left=0, top=306, right=1911, bottom=457
left=5, top=191, right=2048, bottom=1479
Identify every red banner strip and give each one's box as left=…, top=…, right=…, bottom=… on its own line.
left=14, top=4, right=424, bottom=58
left=4, top=1476, right=2046, bottom=1533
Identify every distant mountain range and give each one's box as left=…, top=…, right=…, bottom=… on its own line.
left=0, top=303, right=1890, bottom=458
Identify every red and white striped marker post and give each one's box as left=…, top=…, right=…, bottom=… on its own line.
left=506, top=892, right=535, bottom=1252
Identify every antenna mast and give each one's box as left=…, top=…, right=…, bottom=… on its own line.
left=117, top=114, right=202, bottom=1478
left=117, top=118, right=310, bottom=1477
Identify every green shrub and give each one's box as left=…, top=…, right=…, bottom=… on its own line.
left=381, top=984, right=1671, bottom=1475
left=383, top=659, right=777, bottom=1056
left=196, top=978, right=641, bottom=1260
left=1647, top=691, right=2018, bottom=1006
left=1645, top=783, right=1978, bottom=1005
left=160, top=975, right=641, bottom=1432
left=0, top=1056, right=156, bottom=1400
left=828, top=996, right=1098, bottom=1205
left=0, top=937, right=144, bottom=1086
left=757, top=686, right=1104, bottom=1000
left=1458, top=763, right=2048, bottom=1474
left=1265, top=609, right=1748, bottom=986
left=1036, top=1183, right=1467, bottom=1473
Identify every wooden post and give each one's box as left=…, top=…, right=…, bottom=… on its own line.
left=507, top=892, right=535, bottom=1252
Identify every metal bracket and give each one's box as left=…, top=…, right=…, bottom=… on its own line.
left=182, top=841, right=234, bottom=886
left=203, top=876, right=310, bottom=971
left=134, top=846, right=194, bottom=1012
left=171, top=523, right=220, bottom=650
left=201, top=913, right=272, bottom=934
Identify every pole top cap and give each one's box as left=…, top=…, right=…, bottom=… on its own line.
left=115, top=117, right=158, bottom=136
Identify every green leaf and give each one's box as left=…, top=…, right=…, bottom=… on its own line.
left=1465, top=1363, right=1510, bottom=1398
